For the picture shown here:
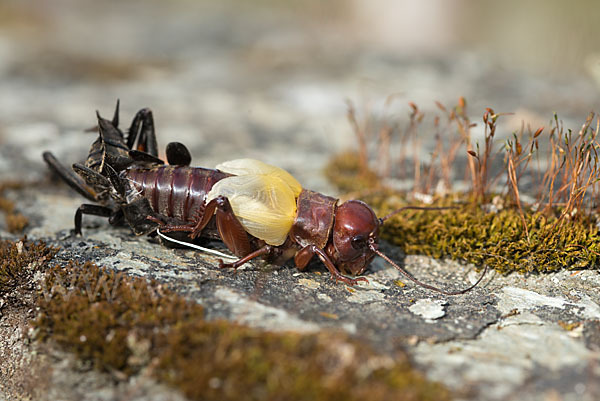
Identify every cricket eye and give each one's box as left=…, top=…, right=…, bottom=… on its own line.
left=351, top=235, right=366, bottom=250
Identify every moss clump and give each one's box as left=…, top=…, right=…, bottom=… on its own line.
left=326, top=103, right=600, bottom=274
left=35, top=261, right=205, bottom=376
left=323, top=150, right=380, bottom=193
left=35, top=261, right=451, bottom=401
left=370, top=195, right=600, bottom=274
left=5, top=213, right=29, bottom=233
left=155, top=321, right=449, bottom=401
left=0, top=238, right=56, bottom=297
left=0, top=181, right=29, bottom=233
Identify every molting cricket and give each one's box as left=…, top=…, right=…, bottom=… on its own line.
left=43, top=102, right=486, bottom=294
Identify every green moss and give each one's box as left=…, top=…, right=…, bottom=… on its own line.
left=155, top=321, right=449, bottom=401
left=368, top=195, right=600, bottom=274
left=0, top=181, right=29, bottom=233
left=35, top=260, right=451, bottom=401
left=35, top=261, right=205, bottom=376
left=0, top=238, right=56, bottom=296
left=5, top=213, right=29, bottom=233
left=324, top=145, right=600, bottom=274
left=325, top=104, right=600, bottom=274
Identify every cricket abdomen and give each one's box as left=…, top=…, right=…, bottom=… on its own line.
left=124, top=165, right=229, bottom=222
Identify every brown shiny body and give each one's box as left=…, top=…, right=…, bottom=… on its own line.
left=126, top=165, right=369, bottom=283
left=127, top=165, right=374, bottom=284
left=124, top=165, right=228, bottom=223
left=291, top=189, right=337, bottom=249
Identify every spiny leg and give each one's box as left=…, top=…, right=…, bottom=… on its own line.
left=84, top=100, right=121, bottom=133
left=43, top=152, right=98, bottom=202
left=127, top=108, right=158, bottom=157
left=214, top=196, right=253, bottom=257
left=72, top=163, right=112, bottom=195
left=74, top=204, right=113, bottom=235
left=218, top=245, right=272, bottom=269
left=111, top=99, right=120, bottom=128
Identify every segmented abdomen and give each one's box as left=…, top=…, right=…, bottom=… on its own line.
left=124, top=166, right=228, bottom=222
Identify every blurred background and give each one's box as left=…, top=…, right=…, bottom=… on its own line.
left=0, top=0, right=599, bottom=190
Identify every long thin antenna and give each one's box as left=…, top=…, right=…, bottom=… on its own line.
left=368, top=239, right=487, bottom=295
left=380, top=205, right=457, bottom=222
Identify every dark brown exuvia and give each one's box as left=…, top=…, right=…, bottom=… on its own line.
left=43, top=101, right=485, bottom=294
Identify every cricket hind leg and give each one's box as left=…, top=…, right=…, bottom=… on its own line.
left=213, top=196, right=253, bottom=257
left=150, top=196, right=253, bottom=258
left=85, top=100, right=121, bottom=133
left=218, top=245, right=273, bottom=269
left=72, top=163, right=113, bottom=196
left=73, top=204, right=114, bottom=235
left=127, top=108, right=158, bottom=157
left=43, top=152, right=98, bottom=202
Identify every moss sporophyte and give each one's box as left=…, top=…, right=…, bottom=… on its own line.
left=327, top=101, right=600, bottom=274
left=326, top=157, right=600, bottom=275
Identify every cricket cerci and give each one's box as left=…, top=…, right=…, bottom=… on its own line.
left=43, top=102, right=486, bottom=294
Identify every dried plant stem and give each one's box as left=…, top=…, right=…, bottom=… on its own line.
left=346, top=100, right=369, bottom=174
left=507, top=155, right=530, bottom=242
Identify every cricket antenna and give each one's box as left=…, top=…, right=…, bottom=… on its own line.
left=368, top=238, right=487, bottom=295
left=379, top=205, right=458, bottom=223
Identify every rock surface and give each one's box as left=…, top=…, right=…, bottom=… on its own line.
left=1, top=1, right=600, bottom=400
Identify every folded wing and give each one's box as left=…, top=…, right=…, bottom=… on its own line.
left=207, top=159, right=301, bottom=246
left=216, top=158, right=302, bottom=197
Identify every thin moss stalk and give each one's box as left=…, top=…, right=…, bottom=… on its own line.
left=324, top=150, right=380, bottom=193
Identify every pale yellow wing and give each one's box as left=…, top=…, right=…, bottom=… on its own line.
left=206, top=174, right=297, bottom=246
left=215, top=158, right=302, bottom=198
